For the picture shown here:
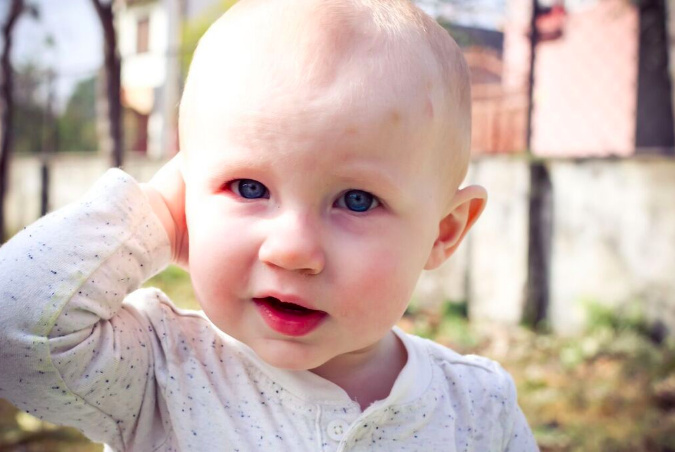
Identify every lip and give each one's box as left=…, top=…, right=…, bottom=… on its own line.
left=253, top=295, right=327, bottom=337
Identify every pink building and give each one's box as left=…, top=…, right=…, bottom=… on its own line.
left=531, top=0, right=638, bottom=157
left=469, top=0, right=674, bottom=157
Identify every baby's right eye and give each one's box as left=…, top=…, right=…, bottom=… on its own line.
left=230, top=179, right=269, bottom=199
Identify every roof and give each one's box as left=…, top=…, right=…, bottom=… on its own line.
left=438, top=22, right=504, bottom=54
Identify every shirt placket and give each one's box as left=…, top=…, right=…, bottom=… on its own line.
left=317, top=403, right=361, bottom=451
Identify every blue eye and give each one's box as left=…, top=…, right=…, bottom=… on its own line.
left=232, top=179, right=269, bottom=199
left=337, top=190, right=379, bottom=212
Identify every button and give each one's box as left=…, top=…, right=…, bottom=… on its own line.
left=327, top=419, right=349, bottom=441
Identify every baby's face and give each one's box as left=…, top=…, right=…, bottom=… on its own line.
left=180, top=6, right=458, bottom=371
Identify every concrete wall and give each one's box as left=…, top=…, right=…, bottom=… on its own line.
left=467, top=157, right=531, bottom=325
left=548, top=158, right=675, bottom=334
left=417, top=156, right=675, bottom=336
left=5, top=153, right=165, bottom=236
left=5, top=153, right=675, bottom=336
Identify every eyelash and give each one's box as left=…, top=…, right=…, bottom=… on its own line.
left=227, top=179, right=380, bottom=213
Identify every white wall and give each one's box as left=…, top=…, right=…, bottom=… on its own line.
left=548, top=159, right=675, bottom=334
left=414, top=156, right=675, bottom=336
left=5, top=153, right=165, bottom=237
left=119, top=2, right=168, bottom=89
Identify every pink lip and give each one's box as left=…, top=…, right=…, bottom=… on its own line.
left=253, top=295, right=327, bottom=337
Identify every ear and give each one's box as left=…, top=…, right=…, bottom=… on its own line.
left=424, top=185, right=487, bottom=270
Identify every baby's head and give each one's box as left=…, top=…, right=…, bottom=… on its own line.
left=178, top=0, right=486, bottom=371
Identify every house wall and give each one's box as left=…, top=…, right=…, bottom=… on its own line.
left=467, top=0, right=532, bottom=155
left=532, top=0, right=638, bottom=157
left=503, top=0, right=533, bottom=93
left=118, top=0, right=182, bottom=158
left=500, top=0, right=639, bottom=157
left=119, top=2, right=169, bottom=89
left=8, top=154, right=675, bottom=336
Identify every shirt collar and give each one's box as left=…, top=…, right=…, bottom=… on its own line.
left=225, top=326, right=433, bottom=410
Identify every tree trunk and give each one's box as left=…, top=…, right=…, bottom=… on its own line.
left=91, top=0, right=123, bottom=168
left=522, top=0, right=552, bottom=330
left=0, top=0, right=26, bottom=242
left=635, top=0, right=675, bottom=152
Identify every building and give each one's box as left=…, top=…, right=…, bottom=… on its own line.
left=117, top=0, right=227, bottom=158
left=488, top=0, right=674, bottom=156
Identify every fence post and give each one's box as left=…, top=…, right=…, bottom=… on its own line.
left=523, top=0, right=553, bottom=330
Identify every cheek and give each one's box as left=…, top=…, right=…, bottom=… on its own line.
left=186, top=210, right=258, bottom=306
left=333, top=240, right=426, bottom=323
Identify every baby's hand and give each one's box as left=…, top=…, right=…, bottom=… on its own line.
left=142, top=153, right=189, bottom=269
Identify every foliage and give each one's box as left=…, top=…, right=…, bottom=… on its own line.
left=0, top=401, right=99, bottom=452
left=10, top=63, right=46, bottom=154
left=143, top=265, right=200, bottom=310
left=57, top=77, right=98, bottom=152
left=403, top=300, right=480, bottom=352
left=9, top=68, right=97, bottom=154
left=500, top=303, right=675, bottom=452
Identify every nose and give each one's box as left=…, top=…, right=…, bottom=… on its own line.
left=258, top=211, right=326, bottom=275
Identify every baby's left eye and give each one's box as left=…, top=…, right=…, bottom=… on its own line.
left=335, top=190, right=380, bottom=212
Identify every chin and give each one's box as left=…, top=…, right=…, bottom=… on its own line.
left=252, top=340, right=329, bottom=371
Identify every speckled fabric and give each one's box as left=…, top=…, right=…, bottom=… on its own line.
left=0, top=169, right=538, bottom=452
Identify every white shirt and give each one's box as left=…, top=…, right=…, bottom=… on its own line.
left=0, top=169, right=538, bottom=451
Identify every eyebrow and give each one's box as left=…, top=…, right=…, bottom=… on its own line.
left=201, top=152, right=404, bottom=197
left=199, top=154, right=273, bottom=185
left=334, top=165, right=400, bottom=190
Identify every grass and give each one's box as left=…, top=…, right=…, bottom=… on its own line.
left=143, top=265, right=199, bottom=310
left=1, top=269, right=675, bottom=451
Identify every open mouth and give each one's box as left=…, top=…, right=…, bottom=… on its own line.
left=258, top=297, right=316, bottom=314
left=253, top=296, right=327, bottom=336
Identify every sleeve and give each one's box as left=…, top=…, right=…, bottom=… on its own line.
left=0, top=169, right=172, bottom=450
left=501, top=370, right=539, bottom=452
left=504, top=404, right=539, bottom=452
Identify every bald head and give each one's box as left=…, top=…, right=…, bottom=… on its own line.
left=180, top=0, right=471, bottom=195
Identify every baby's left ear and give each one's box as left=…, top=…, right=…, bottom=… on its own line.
left=424, top=185, right=487, bottom=270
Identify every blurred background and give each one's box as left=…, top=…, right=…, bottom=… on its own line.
left=1, top=0, right=675, bottom=450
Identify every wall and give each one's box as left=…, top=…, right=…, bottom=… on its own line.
left=532, top=0, right=638, bottom=156
left=118, top=0, right=182, bottom=158
left=5, top=154, right=675, bottom=336
left=418, top=156, right=675, bottom=336
left=5, top=153, right=164, bottom=236
left=548, top=158, right=675, bottom=334
left=501, top=0, right=639, bottom=157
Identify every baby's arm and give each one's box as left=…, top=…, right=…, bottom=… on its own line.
left=503, top=372, right=540, bottom=451
left=0, top=159, right=185, bottom=449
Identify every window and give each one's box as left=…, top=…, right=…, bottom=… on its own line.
left=136, top=16, right=149, bottom=54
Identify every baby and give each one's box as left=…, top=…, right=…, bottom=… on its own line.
left=0, top=0, right=538, bottom=450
